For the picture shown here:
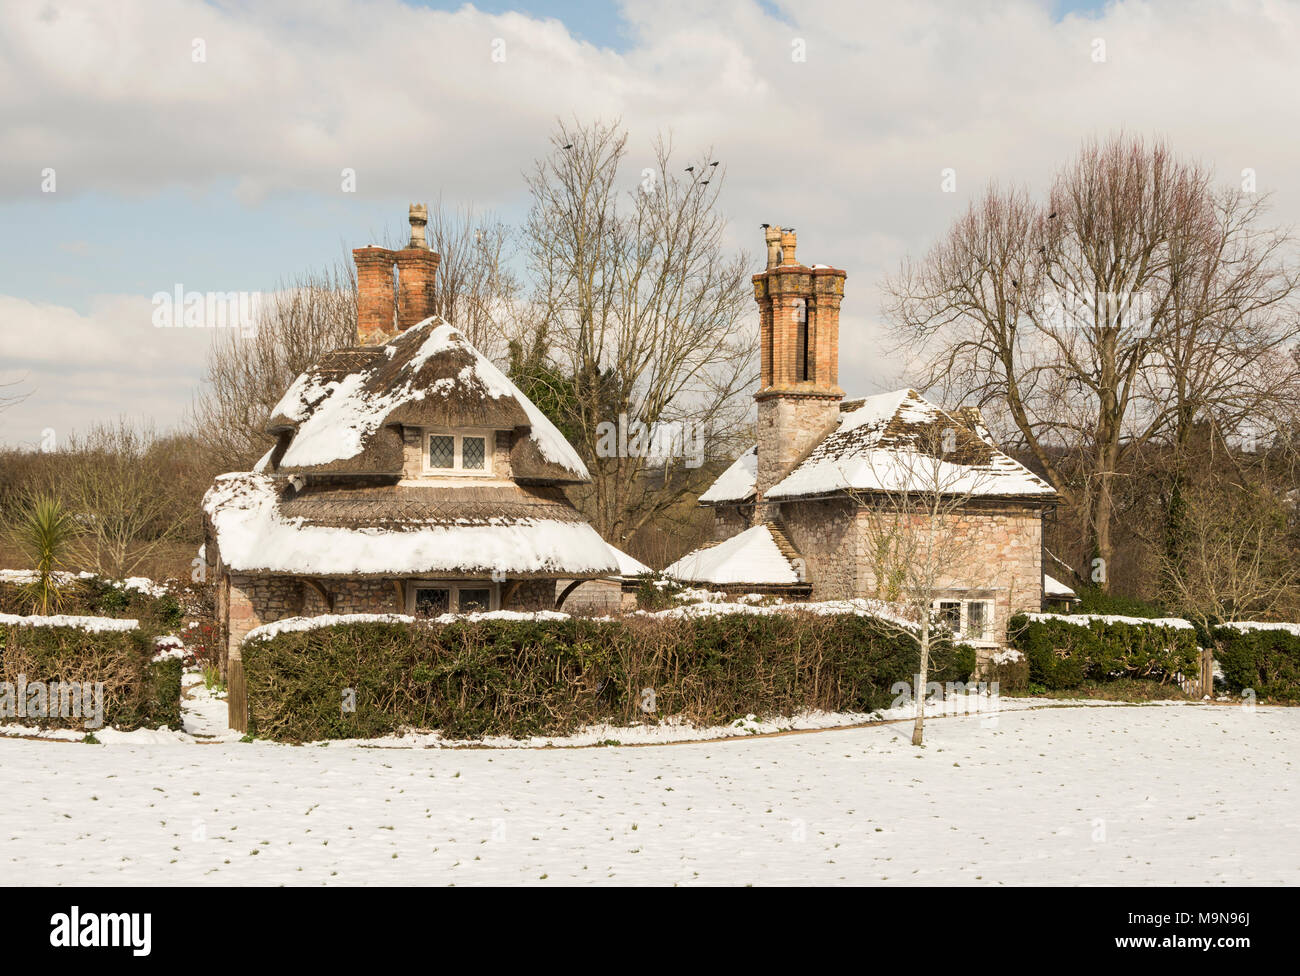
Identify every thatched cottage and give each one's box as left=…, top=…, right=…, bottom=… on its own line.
left=202, top=205, right=619, bottom=729
left=667, top=226, right=1060, bottom=650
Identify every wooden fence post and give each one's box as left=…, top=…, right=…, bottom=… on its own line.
left=1198, top=647, right=1214, bottom=698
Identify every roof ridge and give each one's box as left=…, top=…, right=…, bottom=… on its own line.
left=762, top=518, right=804, bottom=567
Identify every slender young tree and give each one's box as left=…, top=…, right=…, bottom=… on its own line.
left=849, top=422, right=996, bottom=746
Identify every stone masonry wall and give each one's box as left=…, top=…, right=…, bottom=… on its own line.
left=754, top=395, right=841, bottom=500
left=226, top=573, right=305, bottom=662
left=776, top=497, right=860, bottom=600
left=849, top=501, right=1043, bottom=642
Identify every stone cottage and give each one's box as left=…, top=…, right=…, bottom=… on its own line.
left=667, top=226, right=1058, bottom=651
left=202, top=205, right=618, bottom=729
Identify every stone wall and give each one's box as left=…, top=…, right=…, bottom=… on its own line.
left=712, top=505, right=751, bottom=542
left=754, top=395, right=841, bottom=500
left=554, top=578, right=636, bottom=613
left=777, top=497, right=860, bottom=599
left=225, top=573, right=305, bottom=662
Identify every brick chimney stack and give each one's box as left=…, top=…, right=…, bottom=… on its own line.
left=395, top=203, right=440, bottom=332
left=751, top=225, right=847, bottom=508
left=353, top=245, right=397, bottom=345
left=352, top=204, right=441, bottom=345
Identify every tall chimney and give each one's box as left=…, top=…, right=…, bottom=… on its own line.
left=353, top=245, right=396, bottom=345
left=395, top=203, right=440, bottom=332
left=752, top=224, right=846, bottom=512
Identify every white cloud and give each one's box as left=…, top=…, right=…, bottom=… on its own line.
left=2, top=0, right=1299, bottom=442
left=0, top=293, right=217, bottom=446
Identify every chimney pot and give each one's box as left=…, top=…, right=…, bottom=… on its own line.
left=408, top=202, right=429, bottom=250
left=779, top=229, right=798, bottom=265
left=764, top=224, right=783, bottom=269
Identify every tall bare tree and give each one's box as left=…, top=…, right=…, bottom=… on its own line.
left=515, top=119, right=756, bottom=544
left=886, top=135, right=1300, bottom=593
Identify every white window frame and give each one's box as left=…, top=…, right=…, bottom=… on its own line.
left=932, top=597, right=996, bottom=644
left=405, top=580, right=500, bottom=615
left=422, top=428, right=493, bottom=476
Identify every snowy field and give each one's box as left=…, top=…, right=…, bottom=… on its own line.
left=2, top=699, right=1297, bottom=885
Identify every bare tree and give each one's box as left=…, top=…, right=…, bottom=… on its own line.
left=63, top=421, right=194, bottom=579
left=191, top=259, right=357, bottom=470
left=426, top=201, right=522, bottom=362
left=516, top=118, right=756, bottom=544
left=886, top=134, right=1299, bottom=593
left=1157, top=465, right=1299, bottom=632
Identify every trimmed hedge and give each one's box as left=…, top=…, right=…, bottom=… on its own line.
left=1008, top=614, right=1198, bottom=690
left=242, top=613, right=977, bottom=742
left=1212, top=626, right=1300, bottom=702
left=0, top=624, right=183, bottom=731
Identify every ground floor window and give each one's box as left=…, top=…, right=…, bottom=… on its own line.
left=407, top=581, right=499, bottom=616
left=932, top=597, right=995, bottom=642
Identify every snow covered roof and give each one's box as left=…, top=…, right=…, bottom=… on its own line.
left=266, top=318, right=589, bottom=484
left=1043, top=574, right=1079, bottom=600
left=765, top=389, right=1056, bottom=501
left=202, top=473, right=617, bottom=578
left=663, top=523, right=805, bottom=587
left=699, top=446, right=757, bottom=505
left=606, top=544, right=651, bottom=578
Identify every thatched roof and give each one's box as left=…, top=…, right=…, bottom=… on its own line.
left=202, top=474, right=618, bottom=579
left=265, top=318, right=588, bottom=484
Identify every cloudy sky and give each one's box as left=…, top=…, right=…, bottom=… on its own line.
left=2, top=0, right=1298, bottom=448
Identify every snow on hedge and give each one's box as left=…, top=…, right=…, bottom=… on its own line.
left=243, top=609, right=573, bottom=643
left=0, top=613, right=139, bottom=633
left=240, top=596, right=932, bottom=645
left=0, top=570, right=167, bottom=598
left=1216, top=620, right=1300, bottom=637
left=151, top=635, right=187, bottom=662
left=1022, top=612, right=1195, bottom=630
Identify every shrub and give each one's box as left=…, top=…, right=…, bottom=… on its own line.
left=241, top=612, right=976, bottom=742
left=1009, top=613, right=1198, bottom=691
left=0, top=623, right=183, bottom=731
left=983, top=650, right=1029, bottom=693
left=1074, top=588, right=1168, bottom=619
left=1212, top=626, right=1300, bottom=702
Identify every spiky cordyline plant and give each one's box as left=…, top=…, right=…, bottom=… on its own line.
left=10, top=493, right=76, bottom=615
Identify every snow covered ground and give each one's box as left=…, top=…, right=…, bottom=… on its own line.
left=1, top=699, right=1296, bottom=885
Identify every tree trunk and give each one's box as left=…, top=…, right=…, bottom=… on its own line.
left=912, top=624, right=930, bottom=746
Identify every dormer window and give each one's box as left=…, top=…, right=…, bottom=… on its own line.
left=424, top=430, right=492, bottom=475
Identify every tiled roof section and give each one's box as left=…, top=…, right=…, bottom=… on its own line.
left=663, top=522, right=805, bottom=586
left=766, top=388, right=1056, bottom=500
left=698, top=445, right=757, bottom=505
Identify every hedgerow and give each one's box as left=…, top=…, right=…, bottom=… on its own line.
left=1211, top=626, right=1300, bottom=702
left=0, top=623, right=183, bottom=731
left=1008, top=613, right=1198, bottom=690
left=241, top=612, right=976, bottom=742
